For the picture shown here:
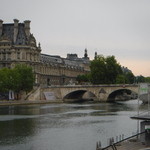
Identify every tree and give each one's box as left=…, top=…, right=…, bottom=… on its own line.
left=125, top=72, right=135, bottom=84
left=76, top=74, right=90, bottom=84
left=90, top=55, right=122, bottom=84
left=12, top=64, right=35, bottom=93
left=136, top=75, right=145, bottom=83
left=145, top=77, right=150, bottom=83
left=0, top=64, right=35, bottom=99
left=116, top=72, right=135, bottom=84
left=0, top=68, right=12, bottom=92
left=105, top=56, right=122, bottom=84
left=116, top=74, right=126, bottom=84
left=90, top=55, right=106, bottom=84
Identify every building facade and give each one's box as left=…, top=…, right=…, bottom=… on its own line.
left=0, top=19, right=90, bottom=86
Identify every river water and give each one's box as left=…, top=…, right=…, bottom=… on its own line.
left=0, top=100, right=148, bottom=150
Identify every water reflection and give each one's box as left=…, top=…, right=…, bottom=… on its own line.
left=0, top=99, right=147, bottom=150
left=0, top=118, right=36, bottom=145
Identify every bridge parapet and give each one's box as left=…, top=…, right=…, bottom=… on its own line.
left=40, top=84, right=139, bottom=102
left=47, top=84, right=138, bottom=88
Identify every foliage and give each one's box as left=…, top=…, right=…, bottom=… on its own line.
left=90, top=55, right=106, bottom=84
left=76, top=74, right=90, bottom=84
left=125, top=72, right=135, bottom=84
left=13, top=64, right=35, bottom=92
left=0, top=68, right=12, bottom=92
left=145, top=77, right=150, bottom=83
left=136, top=75, right=145, bottom=83
left=116, top=74, right=126, bottom=84
left=90, top=55, right=122, bottom=84
left=105, top=56, right=123, bottom=84
left=0, top=65, right=35, bottom=93
left=133, top=76, right=150, bottom=83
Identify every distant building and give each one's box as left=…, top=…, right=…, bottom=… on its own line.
left=0, top=19, right=90, bottom=86
left=122, top=66, right=132, bottom=74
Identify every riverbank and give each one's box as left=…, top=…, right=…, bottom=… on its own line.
left=0, top=100, right=63, bottom=106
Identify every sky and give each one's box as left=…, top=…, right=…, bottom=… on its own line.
left=0, top=0, right=150, bottom=76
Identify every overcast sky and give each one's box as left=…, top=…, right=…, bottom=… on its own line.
left=0, top=0, right=150, bottom=76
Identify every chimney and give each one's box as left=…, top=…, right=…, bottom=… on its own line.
left=24, top=20, right=31, bottom=38
left=0, top=19, right=3, bottom=37
left=13, top=19, right=19, bottom=43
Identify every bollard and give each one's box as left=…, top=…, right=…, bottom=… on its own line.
left=99, top=141, right=101, bottom=148
left=122, top=134, right=124, bottom=140
left=111, top=137, right=114, bottom=144
left=119, top=135, right=122, bottom=141
left=116, top=136, right=118, bottom=142
left=96, top=142, right=98, bottom=149
left=96, top=141, right=102, bottom=150
left=109, top=138, right=112, bottom=145
left=107, top=138, right=110, bottom=146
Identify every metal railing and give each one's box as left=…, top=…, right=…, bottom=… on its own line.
left=96, top=131, right=146, bottom=150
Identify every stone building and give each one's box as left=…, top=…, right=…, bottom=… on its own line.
left=0, top=19, right=90, bottom=86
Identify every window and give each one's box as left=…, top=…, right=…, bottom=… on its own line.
left=3, top=53, right=6, bottom=60
left=17, top=52, right=20, bottom=59
left=7, top=53, right=11, bottom=60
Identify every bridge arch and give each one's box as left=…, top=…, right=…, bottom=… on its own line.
left=107, top=88, right=138, bottom=102
left=63, top=90, right=97, bottom=102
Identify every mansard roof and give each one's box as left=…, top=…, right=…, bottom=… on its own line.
left=1, top=23, right=27, bottom=45
left=40, top=53, right=63, bottom=64
left=0, top=21, right=37, bottom=47
left=40, top=53, right=87, bottom=70
left=15, top=24, right=27, bottom=45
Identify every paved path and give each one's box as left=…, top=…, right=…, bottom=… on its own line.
left=115, top=140, right=148, bottom=150
left=103, top=139, right=149, bottom=150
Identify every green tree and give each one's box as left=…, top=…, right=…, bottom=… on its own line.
left=145, top=77, right=150, bottom=83
left=105, top=56, right=122, bottom=84
left=90, top=55, right=106, bottom=84
left=136, top=75, right=145, bottom=83
left=0, top=68, right=12, bottom=92
left=12, top=64, right=35, bottom=93
left=116, top=72, right=135, bottom=84
left=0, top=65, right=35, bottom=99
left=90, top=55, right=122, bottom=84
left=76, top=74, right=90, bottom=84
left=116, top=74, right=126, bottom=84
left=125, top=72, right=135, bottom=84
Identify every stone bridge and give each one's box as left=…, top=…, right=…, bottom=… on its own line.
left=39, top=84, right=139, bottom=102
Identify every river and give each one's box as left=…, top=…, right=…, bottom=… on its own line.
left=0, top=99, right=148, bottom=150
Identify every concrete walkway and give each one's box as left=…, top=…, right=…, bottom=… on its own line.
left=102, top=139, right=149, bottom=150
left=114, top=140, right=148, bottom=150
